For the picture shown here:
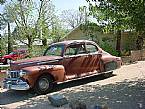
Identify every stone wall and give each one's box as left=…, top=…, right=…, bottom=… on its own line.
left=131, top=49, right=145, bottom=61
left=122, top=49, right=145, bottom=64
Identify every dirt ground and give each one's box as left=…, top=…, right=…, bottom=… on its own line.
left=0, top=61, right=145, bottom=109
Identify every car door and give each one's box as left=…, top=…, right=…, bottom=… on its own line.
left=19, top=51, right=25, bottom=59
left=12, top=52, right=19, bottom=60
left=62, top=43, right=87, bottom=76
left=84, top=43, right=101, bottom=73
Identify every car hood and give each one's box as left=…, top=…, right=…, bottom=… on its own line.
left=10, top=56, right=63, bottom=70
left=3, top=54, right=12, bottom=58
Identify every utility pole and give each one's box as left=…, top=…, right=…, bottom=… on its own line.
left=7, top=22, right=12, bottom=54
left=0, top=13, right=13, bottom=54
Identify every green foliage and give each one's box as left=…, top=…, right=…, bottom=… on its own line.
left=80, top=22, right=103, bottom=33
left=87, top=0, right=145, bottom=34
left=31, top=46, right=47, bottom=57
left=101, top=42, right=119, bottom=56
left=0, top=0, right=6, bottom=4
left=87, top=0, right=145, bottom=55
left=88, top=0, right=131, bottom=32
left=0, top=35, right=7, bottom=55
left=50, top=17, right=67, bottom=42
left=2, top=0, right=67, bottom=54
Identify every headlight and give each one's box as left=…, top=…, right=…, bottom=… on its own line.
left=19, top=70, right=27, bottom=77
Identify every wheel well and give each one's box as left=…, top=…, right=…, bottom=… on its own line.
left=37, top=73, right=55, bottom=82
left=3, top=58, right=11, bottom=64
left=31, top=72, right=55, bottom=89
left=5, top=58, right=12, bottom=61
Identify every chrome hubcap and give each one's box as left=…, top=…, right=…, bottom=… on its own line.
left=39, top=78, right=49, bottom=91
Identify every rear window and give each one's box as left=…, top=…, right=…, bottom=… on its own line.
left=65, top=44, right=86, bottom=56
left=86, top=44, right=98, bottom=53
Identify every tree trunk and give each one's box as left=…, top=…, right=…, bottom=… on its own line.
left=42, top=38, right=47, bottom=46
left=8, top=22, right=13, bottom=54
left=116, top=30, right=121, bottom=56
left=136, top=32, right=144, bottom=50
left=28, top=35, right=33, bottom=57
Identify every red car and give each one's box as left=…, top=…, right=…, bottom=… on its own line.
left=1, top=50, right=28, bottom=64
left=0, top=50, right=3, bottom=64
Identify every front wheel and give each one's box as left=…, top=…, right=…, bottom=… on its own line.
left=3, top=59, right=11, bottom=65
left=7, top=59, right=11, bottom=64
left=34, top=75, right=54, bottom=95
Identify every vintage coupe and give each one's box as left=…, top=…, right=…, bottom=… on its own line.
left=3, top=40, right=122, bottom=94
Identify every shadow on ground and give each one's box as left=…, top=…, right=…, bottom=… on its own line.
left=0, top=74, right=114, bottom=105
left=1, top=74, right=145, bottom=109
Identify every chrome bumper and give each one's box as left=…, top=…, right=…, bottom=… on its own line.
left=3, top=78, right=30, bottom=90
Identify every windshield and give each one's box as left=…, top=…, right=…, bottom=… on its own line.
left=9, top=52, right=17, bottom=55
left=44, top=44, right=64, bottom=56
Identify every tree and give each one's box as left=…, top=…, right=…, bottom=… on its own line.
left=87, top=0, right=134, bottom=56
left=0, top=0, right=6, bottom=4
left=61, top=9, right=86, bottom=29
left=0, top=8, right=13, bottom=54
left=50, top=17, right=68, bottom=42
left=114, top=0, right=145, bottom=50
left=80, top=22, right=103, bottom=44
left=4, top=0, right=35, bottom=55
left=4, top=0, right=57, bottom=56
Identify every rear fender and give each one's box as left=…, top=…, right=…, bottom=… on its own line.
left=100, top=55, right=122, bottom=72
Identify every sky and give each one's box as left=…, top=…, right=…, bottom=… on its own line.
left=0, top=0, right=89, bottom=13
left=0, top=0, right=89, bottom=35
left=52, top=0, right=88, bottom=12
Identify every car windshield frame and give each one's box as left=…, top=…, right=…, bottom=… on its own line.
left=43, top=44, right=64, bottom=56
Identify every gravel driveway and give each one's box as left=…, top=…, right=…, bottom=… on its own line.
left=0, top=61, right=145, bottom=109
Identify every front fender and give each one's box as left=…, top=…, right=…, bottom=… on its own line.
left=21, top=65, right=65, bottom=87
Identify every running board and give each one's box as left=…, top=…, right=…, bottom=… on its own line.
left=57, top=70, right=113, bottom=84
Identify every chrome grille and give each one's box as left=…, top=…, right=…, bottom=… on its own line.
left=9, top=71, right=20, bottom=78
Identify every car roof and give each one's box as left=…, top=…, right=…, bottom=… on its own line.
left=51, top=40, right=96, bottom=46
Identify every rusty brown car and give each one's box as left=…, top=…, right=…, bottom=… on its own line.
left=3, top=40, right=122, bottom=94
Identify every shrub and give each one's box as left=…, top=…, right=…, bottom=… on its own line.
left=31, top=46, right=47, bottom=57
left=101, top=42, right=119, bottom=56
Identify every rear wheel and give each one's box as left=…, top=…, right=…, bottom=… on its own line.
left=34, top=74, right=54, bottom=95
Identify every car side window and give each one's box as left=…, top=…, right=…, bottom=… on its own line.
left=65, top=47, right=76, bottom=56
left=77, top=44, right=86, bottom=54
left=86, top=44, right=98, bottom=53
left=65, top=44, right=86, bottom=56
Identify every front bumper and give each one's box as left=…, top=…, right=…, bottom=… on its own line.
left=3, top=78, right=30, bottom=90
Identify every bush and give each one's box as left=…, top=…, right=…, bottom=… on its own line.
left=31, top=46, right=47, bottom=57
left=101, top=42, right=119, bottom=56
